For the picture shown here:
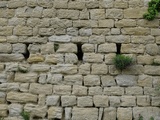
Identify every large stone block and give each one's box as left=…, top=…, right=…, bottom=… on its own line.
left=48, top=107, right=63, bottom=119
left=115, top=19, right=136, bottom=27
left=91, top=64, right=108, bottom=75
left=0, top=43, right=12, bottom=53
left=104, top=87, right=124, bottom=95
left=93, top=95, right=108, bottom=107
left=8, top=104, right=23, bottom=116
left=49, top=35, right=72, bottom=42
left=13, top=26, right=32, bottom=36
left=144, top=65, right=160, bottom=75
left=64, top=75, right=82, bottom=85
left=98, top=43, right=116, bottom=53
left=121, top=96, right=136, bottom=107
left=8, top=0, right=26, bottom=8
left=84, top=75, right=100, bottom=86
left=61, top=96, right=76, bottom=107
left=124, top=8, right=147, bottom=18
left=101, top=75, right=116, bottom=87
left=122, top=27, right=150, bottom=35
left=72, top=85, right=87, bottom=96
left=121, top=44, right=145, bottom=53
left=99, top=19, right=114, bottom=28
left=89, top=35, right=105, bottom=44
left=57, top=9, right=79, bottom=19
left=0, top=54, right=24, bottom=62
left=117, top=108, right=132, bottom=120
left=53, top=85, right=71, bottom=95
left=106, top=35, right=130, bottom=43
left=89, top=87, right=103, bottom=95
left=103, top=107, right=116, bottom=120
left=83, top=53, right=104, bottom=63
left=90, top=9, right=105, bottom=20
left=106, top=9, right=123, bottom=19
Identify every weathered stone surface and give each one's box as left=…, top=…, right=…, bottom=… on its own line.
left=79, top=28, right=92, bottom=36
left=121, top=96, right=136, bottom=107
left=89, top=87, right=103, bottom=95
left=101, top=75, right=116, bottom=87
left=106, top=9, right=123, bottom=19
left=72, top=108, right=98, bottom=120
left=46, top=74, right=63, bottom=85
left=64, top=75, right=82, bottom=85
left=105, top=53, right=116, bottom=64
left=48, top=107, right=63, bottom=119
left=104, top=87, right=124, bottom=95
left=98, top=43, right=116, bottom=53
left=0, top=54, right=24, bottom=62
left=89, top=35, right=105, bottom=44
left=131, top=35, right=155, bottom=44
left=137, top=96, right=150, bottom=106
left=0, top=43, right=12, bottom=53
left=53, top=85, right=71, bottom=95
left=65, top=107, right=72, bottom=120
left=91, top=64, right=108, bottom=75
left=57, top=9, right=79, bottom=19
left=51, top=64, right=77, bottom=74
left=57, top=43, right=77, bottom=53
left=106, top=35, right=130, bottom=43
left=29, top=83, right=52, bottom=95
left=90, top=9, right=105, bottom=20
left=93, top=95, right=108, bottom=107
left=30, top=64, right=50, bottom=72
left=0, top=104, right=8, bottom=117
left=103, top=107, right=116, bottom=120
left=49, top=35, right=72, bottom=42
left=8, top=0, right=26, bottom=8
left=12, top=43, right=26, bottom=53
left=65, top=53, right=78, bottom=64
left=109, top=96, right=121, bottom=107
left=152, top=97, right=160, bottom=106
left=122, top=27, right=150, bottom=35
left=61, top=96, right=76, bottom=107
left=137, top=19, right=159, bottom=27
left=116, top=75, right=137, bottom=87
left=145, top=65, right=160, bottom=75
left=124, top=8, right=147, bottom=18
left=0, top=83, right=19, bottom=92
left=14, top=26, right=32, bottom=36
left=138, top=75, right=152, bottom=87
left=121, top=44, right=145, bottom=53
left=46, top=95, right=60, bottom=106
left=77, top=96, right=93, bottom=107
left=84, top=75, right=100, bottom=86
left=27, top=54, right=45, bottom=63
left=151, top=29, right=160, bottom=36
left=99, top=19, right=114, bottom=28
left=7, top=92, right=37, bottom=103
left=117, top=108, right=132, bottom=120
left=83, top=53, right=104, bottom=63
left=8, top=104, right=23, bottom=116
left=0, top=92, right=6, bottom=103
left=115, top=19, right=136, bottom=27
left=126, top=87, right=143, bottom=95
left=146, top=44, right=159, bottom=56
left=72, top=85, right=87, bottom=96
left=45, top=54, right=64, bottom=64
left=14, top=73, right=38, bottom=83
left=137, top=55, right=154, bottom=65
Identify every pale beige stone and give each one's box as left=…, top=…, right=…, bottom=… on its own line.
left=137, top=55, right=154, bottom=65
left=8, top=0, right=26, bottom=8
left=90, top=9, right=105, bottom=20
left=0, top=27, right=13, bottom=36
left=98, top=43, right=116, bottom=53
left=101, top=75, right=116, bottom=87
left=65, top=53, right=78, bottom=64
left=104, top=87, right=124, bottom=95
left=64, top=75, right=82, bottom=85
left=7, top=92, right=37, bottom=103
left=82, top=44, right=95, bottom=52
left=109, top=96, right=121, bottom=107
left=117, top=108, right=132, bottom=120
left=91, top=64, right=108, bottom=75
left=42, top=8, right=56, bottom=18
left=89, top=87, right=103, bottom=95
left=77, top=96, right=93, bottom=107
left=99, top=19, right=114, bottom=28
left=29, top=83, right=52, bottom=95
left=79, top=63, right=91, bottom=75
left=106, top=35, right=130, bottom=43
left=89, top=35, right=105, bottom=44
left=61, top=96, right=76, bottom=107
left=121, top=44, right=145, bottom=53
left=13, top=26, right=32, bottom=36
left=57, top=43, right=77, bottom=53
left=54, top=0, right=68, bottom=9
left=68, top=2, right=85, bottom=9
left=115, top=19, right=136, bottom=27
left=37, top=0, right=53, bottom=8
left=45, top=54, right=64, bottom=64
left=99, top=0, right=114, bottom=8
left=105, top=53, right=116, bottom=64
left=146, top=44, right=159, bottom=56
left=122, top=27, right=150, bottom=35
left=138, top=75, right=152, bottom=87
left=39, top=28, right=54, bottom=36
left=92, top=28, right=110, bottom=35
left=48, top=107, right=63, bottom=119
left=0, top=9, right=15, bottom=18
left=72, top=85, right=87, bottom=96
left=137, top=19, right=159, bottom=27
left=103, top=107, right=116, bottom=120
left=0, top=104, right=8, bottom=117
left=0, top=43, right=12, bottom=53
left=106, top=9, right=123, bottom=19
left=0, top=54, right=24, bottom=62
left=93, top=95, right=108, bottom=107
left=144, top=65, right=160, bottom=75
left=57, top=9, right=79, bottom=19
left=126, top=87, right=143, bottom=95
left=121, top=96, right=136, bottom=107
left=137, top=96, right=150, bottom=106
left=27, top=54, right=45, bottom=63
left=131, top=35, right=155, bottom=44
left=114, top=1, right=128, bottom=8
left=83, top=53, right=104, bottom=63
left=84, top=75, right=100, bottom=86
left=31, top=64, right=50, bottom=72
left=151, top=28, right=160, bottom=36
left=53, top=85, right=71, bottom=95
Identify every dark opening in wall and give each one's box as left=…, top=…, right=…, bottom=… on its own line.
left=23, top=44, right=30, bottom=60
left=77, top=43, right=83, bottom=61
left=116, top=43, right=121, bottom=54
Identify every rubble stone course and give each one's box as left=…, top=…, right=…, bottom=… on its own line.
left=0, top=0, right=160, bottom=120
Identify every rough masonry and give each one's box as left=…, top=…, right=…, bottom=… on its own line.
left=0, top=0, right=160, bottom=120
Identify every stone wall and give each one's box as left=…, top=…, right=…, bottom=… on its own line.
left=0, top=0, right=160, bottom=120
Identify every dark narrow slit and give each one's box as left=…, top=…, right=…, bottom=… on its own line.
left=23, top=43, right=30, bottom=60
left=77, top=43, right=83, bottom=61
left=116, top=43, right=121, bottom=54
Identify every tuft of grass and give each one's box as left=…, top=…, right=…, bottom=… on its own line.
left=139, top=114, right=143, bottom=120
left=21, top=111, right=30, bottom=120
left=0, top=118, right=4, bottom=120
left=152, top=61, right=160, bottom=66
left=113, top=54, right=133, bottom=70
left=150, top=116, right=154, bottom=120
left=54, top=43, right=59, bottom=52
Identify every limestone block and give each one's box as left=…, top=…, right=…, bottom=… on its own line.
left=67, top=27, right=78, bottom=36
left=129, top=0, right=144, bottom=7
left=121, top=96, right=136, bottom=107
left=126, top=87, right=143, bottom=95
left=31, top=64, right=50, bottom=72
left=24, top=104, right=47, bottom=118
left=64, top=75, right=82, bottom=85
left=29, top=83, right=52, bottom=95
left=144, top=65, right=160, bottom=75
left=46, top=95, right=60, bottom=106
left=39, top=28, right=54, bottom=36
left=73, top=20, right=90, bottom=28
left=124, top=7, right=147, bottom=18
left=13, top=26, right=32, bottom=36
left=116, top=75, right=137, bottom=87
left=103, top=107, right=116, bottom=120
left=106, top=35, right=130, bottom=43
left=0, top=83, right=19, bottom=92
left=0, top=92, right=6, bottom=104
left=153, top=76, right=160, bottom=87
left=27, top=54, right=45, bottom=63
left=144, top=87, right=156, bottom=96
left=0, top=27, right=13, bottom=36
left=26, top=18, right=40, bottom=27
left=0, top=1, right=7, bottom=8
left=6, top=36, right=18, bottom=43
left=151, top=29, right=160, bottom=36
left=48, top=107, right=63, bottom=119
left=61, top=96, right=76, bottom=107
left=105, top=53, right=116, bottom=64
left=0, top=9, right=15, bottom=18
left=28, top=44, right=40, bottom=54
left=156, top=36, right=160, bottom=44
left=138, top=75, right=152, bottom=87
left=37, top=0, right=53, bottom=8
left=45, top=54, right=64, bottom=64
left=137, top=55, right=154, bottom=65
left=109, top=65, right=121, bottom=75
left=53, top=85, right=71, bottom=95
left=65, top=107, right=72, bottom=120
left=80, top=9, right=89, bottom=19
left=131, top=35, right=155, bottom=44
left=93, top=95, right=108, bottom=107
left=121, top=44, right=145, bottom=53
left=79, top=63, right=91, bottom=75
left=114, top=1, right=128, bottom=8
left=8, top=0, right=26, bottom=8
left=0, top=43, right=12, bottom=53
left=12, top=43, right=26, bottom=53
left=99, top=0, right=114, bottom=8
left=38, top=94, right=45, bottom=106
left=137, top=96, right=150, bottom=106
left=111, top=28, right=120, bottom=35
left=89, top=35, right=105, bottom=44
left=21, top=37, right=47, bottom=43
left=146, top=44, right=159, bottom=56
left=93, top=28, right=110, bottom=35
left=0, top=104, right=8, bottom=117
left=122, top=27, right=150, bottom=35
left=50, top=18, right=72, bottom=28
left=42, top=8, right=56, bottom=18
left=65, top=53, right=78, bottom=64
left=19, top=83, right=29, bottom=92
left=8, top=104, right=23, bottom=116
left=89, top=87, right=103, bottom=95
left=86, top=1, right=99, bottom=8
left=79, top=28, right=92, bottom=36
left=5, top=63, right=18, bottom=72
left=47, top=74, right=63, bottom=85
left=99, top=19, right=114, bottom=28
left=57, top=43, right=77, bottom=53
left=101, top=75, right=116, bottom=87
left=133, top=107, right=160, bottom=120
left=0, top=64, right=4, bottom=71
left=137, top=19, right=159, bottom=27
left=115, top=19, right=136, bottom=27
left=7, top=92, right=37, bottom=103
left=117, top=108, right=132, bottom=120
left=106, top=9, right=123, bottom=19
left=0, top=54, right=24, bottom=62
left=72, top=108, right=98, bottom=120
left=82, top=44, right=94, bottom=52
left=38, top=74, right=47, bottom=84
left=84, top=75, right=100, bottom=86
left=72, top=85, right=87, bottom=96
left=90, top=9, right=105, bottom=20
left=51, top=64, right=77, bottom=74
left=68, top=2, right=85, bottom=9
left=14, top=73, right=38, bottom=83
left=57, top=9, right=79, bottom=19
left=0, top=36, right=6, bottom=43
left=152, top=97, right=160, bottom=106
left=104, top=87, right=124, bottom=95
left=77, top=96, right=93, bottom=107
left=91, top=64, right=108, bottom=75
left=8, top=18, right=26, bottom=26
left=98, top=43, right=116, bottom=53
left=109, top=96, right=121, bottom=107
left=49, top=35, right=72, bottom=42
left=54, top=0, right=68, bottom=9
left=83, top=53, right=104, bottom=63
left=41, top=43, right=54, bottom=54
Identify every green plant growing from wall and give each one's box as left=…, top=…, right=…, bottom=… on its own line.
left=139, top=114, right=143, bottom=120
left=152, top=61, right=160, bottom=66
left=21, top=111, right=30, bottom=120
left=143, top=0, right=160, bottom=20
left=113, top=54, right=133, bottom=71
left=0, top=117, right=4, bottom=120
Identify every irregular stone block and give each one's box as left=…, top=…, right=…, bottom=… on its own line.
left=89, top=87, right=103, bottom=95
left=53, top=85, right=71, bottom=95
left=27, top=54, right=45, bottom=63
left=72, top=85, right=87, bottom=96
left=138, top=75, right=152, bottom=87
left=57, top=43, right=77, bottom=53
left=104, top=87, right=124, bottom=95
left=124, top=8, right=147, bottom=18
left=115, top=19, right=136, bottom=27
left=12, top=43, right=26, bottom=53
left=103, top=107, right=116, bottom=120
left=57, top=9, right=79, bottom=19
left=0, top=104, right=8, bottom=117
left=121, top=96, right=136, bottom=107
left=89, top=35, right=105, bottom=44
left=98, top=43, right=116, bottom=53
left=93, top=95, right=108, bottom=107
left=77, top=96, right=93, bottom=107
left=7, top=92, right=37, bottom=103
left=109, top=96, right=121, bottom=107
left=126, top=87, right=143, bottom=95
left=48, top=107, right=63, bottom=119
left=49, top=35, right=72, bottom=42
left=137, top=96, right=150, bottom=106
left=101, top=75, right=116, bottom=87
left=61, top=96, right=76, bottom=107
left=45, top=54, right=64, bottom=64
left=90, top=9, right=105, bottom=20
left=0, top=43, right=12, bottom=53
left=8, top=104, right=23, bottom=116
left=122, top=27, right=150, bottom=35
left=64, top=75, right=82, bottom=85
left=106, top=9, right=123, bottom=19
left=117, top=108, right=132, bottom=120
left=46, top=95, right=60, bottom=106
left=106, top=35, right=130, bottom=43
left=146, top=44, right=159, bottom=56
left=91, top=64, right=108, bottom=75
left=31, top=64, right=50, bottom=72
left=99, top=19, right=114, bottom=28
left=83, top=53, right=104, bottom=63
left=84, top=75, right=100, bottom=86
left=144, top=65, right=160, bottom=75
left=13, top=26, right=32, bottom=36
left=8, top=0, right=26, bottom=8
